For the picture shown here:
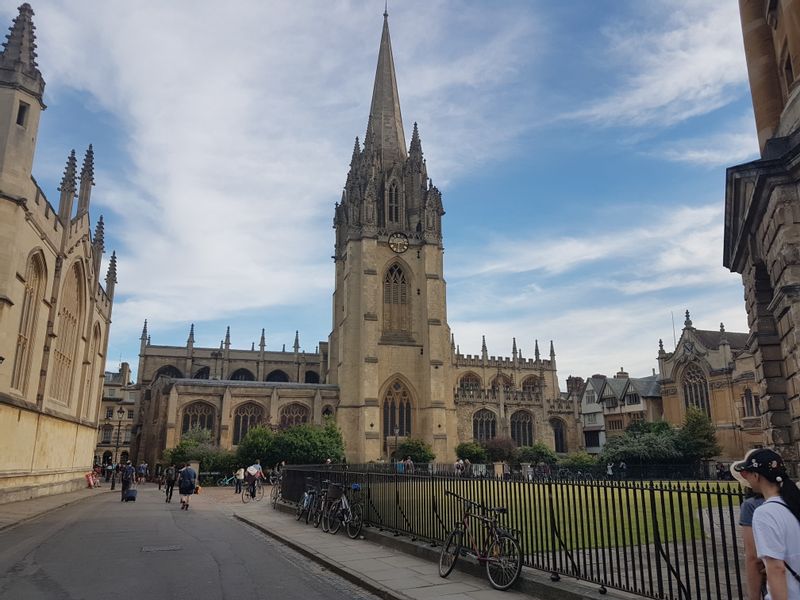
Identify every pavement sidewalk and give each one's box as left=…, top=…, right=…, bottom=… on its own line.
left=0, top=483, right=112, bottom=532
left=226, top=490, right=621, bottom=600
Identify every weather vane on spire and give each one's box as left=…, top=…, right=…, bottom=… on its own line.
left=384, top=0, right=388, bottom=18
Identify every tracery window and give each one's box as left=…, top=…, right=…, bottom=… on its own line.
left=11, top=252, right=45, bottom=393
left=230, top=368, right=255, bottom=381
left=383, top=264, right=410, bottom=334
left=383, top=380, right=412, bottom=438
left=279, top=403, right=309, bottom=428
left=233, top=403, right=263, bottom=444
left=155, top=365, right=184, bottom=379
left=266, top=370, right=289, bottom=382
left=49, top=262, right=84, bottom=404
left=743, top=388, right=761, bottom=418
left=82, top=324, right=102, bottom=419
left=550, top=418, right=567, bottom=453
left=682, top=364, right=710, bottom=415
left=459, top=374, right=481, bottom=392
left=181, top=402, right=215, bottom=435
left=194, top=366, right=210, bottom=379
left=491, top=374, right=513, bottom=392
left=304, top=371, right=320, bottom=384
left=473, top=409, right=496, bottom=442
left=510, top=410, right=533, bottom=446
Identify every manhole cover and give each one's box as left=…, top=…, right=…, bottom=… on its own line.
left=141, top=545, right=182, bottom=553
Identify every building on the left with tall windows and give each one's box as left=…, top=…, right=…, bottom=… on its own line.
left=0, top=4, right=116, bottom=503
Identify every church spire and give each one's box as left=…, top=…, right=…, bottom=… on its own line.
left=0, top=3, right=45, bottom=103
left=364, top=10, right=406, bottom=165
left=57, top=149, right=77, bottom=223
left=294, top=330, right=300, bottom=353
left=259, top=328, right=266, bottom=351
left=105, top=251, right=117, bottom=299
left=77, top=144, right=95, bottom=215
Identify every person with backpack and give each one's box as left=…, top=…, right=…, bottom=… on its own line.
left=120, top=460, right=135, bottom=502
left=177, top=463, right=197, bottom=511
left=163, top=464, right=177, bottom=503
left=733, top=448, right=800, bottom=600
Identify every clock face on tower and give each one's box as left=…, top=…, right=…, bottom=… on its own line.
left=388, top=232, right=409, bottom=254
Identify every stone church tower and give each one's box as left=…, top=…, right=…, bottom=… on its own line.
left=328, top=11, right=455, bottom=462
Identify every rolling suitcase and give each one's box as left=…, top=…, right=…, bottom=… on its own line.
left=123, top=488, right=137, bottom=502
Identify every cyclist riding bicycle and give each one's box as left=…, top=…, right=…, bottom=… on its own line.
left=245, top=460, right=263, bottom=498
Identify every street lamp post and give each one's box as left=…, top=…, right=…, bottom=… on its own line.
left=109, top=405, right=125, bottom=490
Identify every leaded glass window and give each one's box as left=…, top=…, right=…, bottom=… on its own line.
left=682, top=364, right=710, bottom=415
left=383, top=380, right=412, bottom=438
left=510, top=410, right=533, bottom=446
left=233, top=403, right=263, bottom=444
left=473, top=409, right=496, bottom=442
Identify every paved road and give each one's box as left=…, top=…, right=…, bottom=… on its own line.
left=0, top=484, right=380, bottom=600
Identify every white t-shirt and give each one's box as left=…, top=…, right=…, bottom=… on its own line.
left=752, top=496, right=800, bottom=600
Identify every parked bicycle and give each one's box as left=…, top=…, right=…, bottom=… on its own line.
left=438, top=490, right=522, bottom=590
left=322, top=482, right=363, bottom=539
left=242, top=477, right=264, bottom=503
left=296, top=477, right=319, bottom=524
left=217, top=473, right=236, bottom=487
left=270, top=477, right=282, bottom=509
left=313, top=480, right=331, bottom=529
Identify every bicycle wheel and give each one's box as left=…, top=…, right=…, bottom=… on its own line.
left=255, top=482, right=265, bottom=502
left=270, top=484, right=280, bottom=509
left=485, top=534, right=523, bottom=591
left=328, top=502, right=342, bottom=535
left=217, top=477, right=227, bottom=487
left=346, top=503, right=363, bottom=539
left=320, top=501, right=330, bottom=532
left=242, top=487, right=252, bottom=504
left=269, top=472, right=278, bottom=485
left=296, top=493, right=307, bottom=520
left=315, top=499, right=326, bottom=529
left=438, top=528, right=462, bottom=577
left=305, top=493, right=316, bottom=525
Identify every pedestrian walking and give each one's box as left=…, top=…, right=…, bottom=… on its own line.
left=606, top=462, right=614, bottom=479
left=177, top=463, right=197, bottom=510
left=731, top=449, right=766, bottom=600
left=163, top=464, right=177, bottom=503
left=120, top=460, right=135, bottom=502
left=733, top=448, right=800, bottom=600
left=234, top=466, right=245, bottom=494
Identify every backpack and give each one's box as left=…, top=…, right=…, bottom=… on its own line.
left=179, top=468, right=194, bottom=485
left=165, top=467, right=176, bottom=481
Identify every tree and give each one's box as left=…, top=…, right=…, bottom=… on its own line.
left=516, top=442, right=557, bottom=465
left=456, top=442, right=487, bottom=463
left=272, top=421, right=345, bottom=465
left=677, top=407, right=720, bottom=462
left=235, top=426, right=275, bottom=468
left=482, top=437, right=516, bottom=463
left=396, top=438, right=435, bottom=463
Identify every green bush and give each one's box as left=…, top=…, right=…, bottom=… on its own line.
left=455, top=442, right=487, bottom=463
left=677, top=407, right=720, bottom=461
left=516, top=442, right=558, bottom=466
left=235, top=426, right=276, bottom=468
left=557, top=451, right=597, bottom=470
left=236, top=421, right=346, bottom=467
left=482, top=437, right=516, bottom=463
left=396, top=438, right=435, bottom=463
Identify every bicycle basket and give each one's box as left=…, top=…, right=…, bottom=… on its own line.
left=327, top=483, right=344, bottom=500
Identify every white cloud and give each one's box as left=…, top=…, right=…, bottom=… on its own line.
left=569, top=1, right=747, bottom=127
left=22, top=1, right=540, bottom=341
left=654, top=115, right=759, bottom=166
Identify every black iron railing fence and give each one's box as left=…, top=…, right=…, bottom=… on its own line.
left=282, top=465, right=746, bottom=600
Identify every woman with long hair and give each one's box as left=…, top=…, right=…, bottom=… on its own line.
left=734, top=448, right=800, bottom=600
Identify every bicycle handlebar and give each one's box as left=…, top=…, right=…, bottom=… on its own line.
left=444, top=490, right=507, bottom=514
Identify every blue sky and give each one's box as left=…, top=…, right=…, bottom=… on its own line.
left=9, top=1, right=757, bottom=386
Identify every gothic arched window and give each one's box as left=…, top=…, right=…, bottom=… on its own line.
left=383, top=380, right=412, bottom=438
left=279, top=403, right=309, bottom=428
left=510, top=410, right=533, bottom=446
left=82, top=324, right=103, bottom=419
left=194, top=366, right=210, bottom=379
left=181, top=402, right=215, bottom=435
left=491, top=374, right=513, bottom=392
left=388, top=182, right=400, bottom=224
left=11, top=252, right=46, bottom=393
left=383, top=264, right=410, bottom=335
left=304, top=371, right=320, bottom=384
left=266, top=370, right=289, bottom=382
left=550, top=418, right=567, bottom=453
left=49, top=262, right=84, bottom=404
left=459, top=373, right=481, bottom=392
left=155, top=365, right=184, bottom=379
left=521, top=377, right=541, bottom=394
left=230, top=368, right=255, bottom=381
left=473, top=409, right=496, bottom=442
left=233, top=403, right=263, bottom=444
left=682, top=364, right=710, bottom=416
